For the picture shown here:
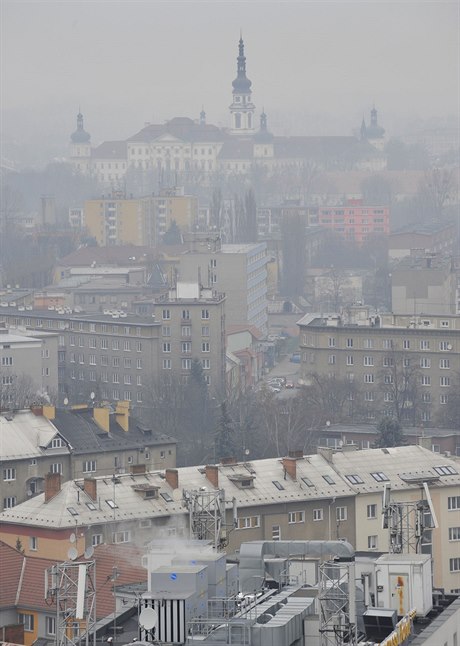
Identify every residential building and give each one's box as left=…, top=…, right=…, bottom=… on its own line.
left=178, top=238, right=268, bottom=334
left=0, top=445, right=458, bottom=591
left=389, top=221, right=457, bottom=261
left=83, top=196, right=157, bottom=247
left=0, top=540, right=146, bottom=646
left=0, top=404, right=176, bottom=508
left=226, top=325, right=265, bottom=388
left=135, top=282, right=226, bottom=389
left=155, top=186, right=199, bottom=235
left=391, top=253, right=457, bottom=315
left=0, top=326, right=58, bottom=404
left=298, top=309, right=460, bottom=425
left=316, top=200, right=390, bottom=243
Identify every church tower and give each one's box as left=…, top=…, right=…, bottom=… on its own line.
left=229, top=36, right=255, bottom=135
left=70, top=111, right=91, bottom=174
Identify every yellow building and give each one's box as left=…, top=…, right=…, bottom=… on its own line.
left=83, top=196, right=157, bottom=247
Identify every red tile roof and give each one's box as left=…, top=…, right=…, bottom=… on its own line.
left=0, top=541, right=146, bottom=620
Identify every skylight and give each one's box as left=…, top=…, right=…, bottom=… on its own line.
left=106, top=499, right=118, bottom=509
left=323, top=475, right=335, bottom=485
left=433, top=465, right=457, bottom=476
left=371, top=472, right=389, bottom=482
left=86, top=502, right=97, bottom=511
left=272, top=480, right=285, bottom=491
left=301, top=477, right=314, bottom=487
left=345, top=474, right=364, bottom=485
left=67, top=507, right=79, bottom=516
left=160, top=492, right=173, bottom=502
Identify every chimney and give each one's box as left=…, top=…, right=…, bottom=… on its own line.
left=30, top=405, right=43, bottom=417
left=317, top=446, right=334, bottom=463
left=165, top=468, right=179, bottom=490
left=83, top=477, right=97, bottom=501
left=205, top=465, right=219, bottom=489
left=130, top=463, right=146, bottom=475
left=45, top=472, right=61, bottom=502
left=282, top=457, right=297, bottom=480
left=115, top=400, right=130, bottom=432
left=42, top=405, right=55, bottom=420
left=93, top=407, right=110, bottom=433
left=220, top=456, right=237, bottom=465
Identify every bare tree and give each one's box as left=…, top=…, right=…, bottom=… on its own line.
left=418, top=167, right=456, bottom=220
left=378, top=347, right=423, bottom=424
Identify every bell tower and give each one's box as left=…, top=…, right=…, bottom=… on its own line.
left=229, top=35, right=255, bottom=135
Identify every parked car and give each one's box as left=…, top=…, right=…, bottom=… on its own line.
left=290, top=353, right=301, bottom=363
left=285, top=380, right=295, bottom=389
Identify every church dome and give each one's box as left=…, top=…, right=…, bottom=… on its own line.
left=232, top=37, right=252, bottom=94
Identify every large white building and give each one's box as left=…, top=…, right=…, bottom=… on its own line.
left=69, top=38, right=385, bottom=188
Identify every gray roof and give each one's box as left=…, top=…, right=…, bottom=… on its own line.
left=92, top=141, right=127, bottom=159
left=1, top=445, right=458, bottom=529
left=52, top=408, right=176, bottom=455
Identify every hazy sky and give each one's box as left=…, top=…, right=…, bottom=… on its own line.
left=1, top=0, right=459, bottom=164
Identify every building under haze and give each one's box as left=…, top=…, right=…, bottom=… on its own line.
left=68, top=37, right=386, bottom=189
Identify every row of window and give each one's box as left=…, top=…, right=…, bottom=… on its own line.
left=70, top=354, right=143, bottom=368
left=237, top=507, right=348, bottom=529
left=162, top=325, right=210, bottom=337
left=325, top=338, right=452, bottom=350
left=337, top=355, right=452, bottom=369
left=162, top=309, right=210, bottom=320
left=347, top=373, right=453, bottom=387
left=69, top=337, right=142, bottom=351
left=162, top=342, right=210, bottom=353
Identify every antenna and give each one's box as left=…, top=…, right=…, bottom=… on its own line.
left=422, top=481, right=439, bottom=528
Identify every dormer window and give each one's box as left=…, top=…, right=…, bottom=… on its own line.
left=51, top=437, right=64, bottom=449
left=228, top=474, right=255, bottom=489
left=132, top=484, right=160, bottom=500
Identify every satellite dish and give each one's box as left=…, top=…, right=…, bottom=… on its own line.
left=244, top=448, right=250, bottom=456
left=69, top=533, right=76, bottom=543
left=84, top=546, right=94, bottom=559
left=90, top=392, right=95, bottom=400
left=172, top=489, right=182, bottom=502
left=139, top=607, right=157, bottom=630
left=67, top=547, right=78, bottom=561
left=63, top=397, right=69, bottom=406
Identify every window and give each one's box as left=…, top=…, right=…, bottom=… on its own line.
left=403, top=339, right=410, bottom=349
left=439, top=341, right=450, bottom=351
left=162, top=309, right=170, bottom=320
left=365, top=391, right=374, bottom=401
left=327, top=354, right=336, bottom=365
left=46, top=616, right=56, bottom=636
left=181, top=326, right=191, bottom=337
left=450, top=558, right=460, bottom=572
left=422, top=392, right=431, bottom=402
left=89, top=354, right=96, bottom=365
left=440, top=376, right=451, bottom=387
left=181, top=358, right=191, bottom=370
left=92, top=534, right=103, bottom=547
left=272, top=525, right=281, bottom=541
left=448, top=496, right=460, bottom=510
left=328, top=337, right=336, bottom=347
left=301, top=477, right=314, bottom=487
left=364, top=356, right=374, bottom=366
left=368, top=535, right=378, bottom=549
left=383, top=357, right=394, bottom=367
left=346, top=338, right=353, bottom=348
left=364, top=339, right=373, bottom=349
left=123, top=340, right=130, bottom=351
left=50, top=463, right=62, bottom=474
left=101, top=338, right=108, bottom=350
left=323, top=474, right=335, bottom=485
left=346, top=355, right=354, bottom=366
left=202, top=358, right=210, bottom=369
left=181, top=341, right=191, bottom=353
left=2, top=356, right=13, bottom=366
left=288, top=511, right=305, bottom=524
left=19, top=614, right=34, bottom=631
left=162, top=359, right=171, bottom=369
left=202, top=342, right=210, bottom=352
left=273, top=480, right=285, bottom=490
left=83, top=460, right=96, bottom=473
left=201, top=309, right=209, bottom=319
left=3, top=467, right=16, bottom=481
left=382, top=339, right=393, bottom=349
left=124, top=358, right=131, bottom=369
left=346, top=474, right=364, bottom=485
left=449, top=527, right=460, bottom=541
left=420, top=357, right=431, bottom=368
left=384, top=392, right=394, bottom=402
left=371, top=471, right=389, bottom=482
left=136, top=341, right=142, bottom=352
left=237, top=516, right=260, bottom=529
left=112, top=340, right=120, bottom=351
left=433, top=465, right=457, bottom=476
left=106, top=499, right=118, bottom=510
left=367, top=504, right=377, bottom=519
left=201, top=325, right=210, bottom=337
left=29, top=536, right=38, bottom=551
left=336, top=506, right=347, bottom=521
left=112, top=530, right=131, bottom=544
left=3, top=496, right=16, bottom=510
left=313, top=508, right=323, bottom=521
left=421, top=375, right=431, bottom=386
left=420, top=340, right=430, bottom=350
left=364, top=374, right=374, bottom=383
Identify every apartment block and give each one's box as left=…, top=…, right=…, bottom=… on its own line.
left=0, top=445, right=458, bottom=592
left=298, top=309, right=460, bottom=425
left=179, top=238, right=268, bottom=334
left=83, top=196, right=157, bottom=247
left=316, top=201, right=390, bottom=243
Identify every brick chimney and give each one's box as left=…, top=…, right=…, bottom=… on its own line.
left=42, top=405, right=55, bottom=420
left=30, top=405, right=43, bottom=416
left=317, top=446, right=334, bottom=463
left=282, top=457, right=297, bottom=480
left=165, top=468, right=179, bottom=490
left=115, top=401, right=130, bottom=432
left=205, top=465, right=219, bottom=489
left=130, top=463, right=146, bottom=475
left=83, top=477, right=97, bottom=501
left=45, top=472, right=61, bottom=502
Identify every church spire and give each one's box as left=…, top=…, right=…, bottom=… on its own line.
left=232, top=35, right=252, bottom=94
